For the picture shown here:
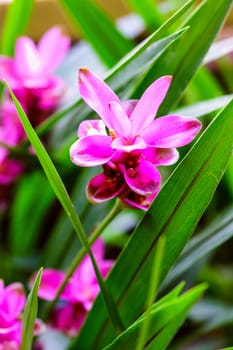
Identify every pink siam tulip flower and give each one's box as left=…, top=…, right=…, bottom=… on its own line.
left=70, top=69, right=202, bottom=209
left=0, top=280, right=43, bottom=349
left=33, top=238, right=113, bottom=336
left=0, top=26, right=70, bottom=125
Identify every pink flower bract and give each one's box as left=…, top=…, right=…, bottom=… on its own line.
left=34, top=238, right=113, bottom=336
left=70, top=69, right=202, bottom=209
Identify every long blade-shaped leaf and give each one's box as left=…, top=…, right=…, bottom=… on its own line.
left=9, top=172, right=54, bottom=255
left=162, top=205, right=233, bottom=290
left=0, top=0, right=34, bottom=55
left=59, top=0, right=134, bottom=67
left=21, top=268, right=42, bottom=350
left=103, top=284, right=206, bottom=350
left=125, top=0, right=163, bottom=31
left=136, top=236, right=166, bottom=350
left=132, top=0, right=233, bottom=113
left=71, top=96, right=233, bottom=349
left=173, top=94, right=233, bottom=118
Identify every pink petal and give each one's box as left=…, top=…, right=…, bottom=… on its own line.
left=70, top=135, right=114, bottom=167
left=73, top=238, right=106, bottom=286
left=34, top=269, right=65, bottom=301
left=38, top=26, right=70, bottom=75
left=0, top=56, right=15, bottom=82
left=98, top=259, right=114, bottom=279
left=34, top=318, right=45, bottom=336
left=2, top=283, right=26, bottom=321
left=51, top=303, right=86, bottom=336
left=77, top=120, right=107, bottom=137
left=130, top=76, right=172, bottom=134
left=120, top=159, right=161, bottom=196
left=121, top=100, right=138, bottom=117
left=123, top=191, right=157, bottom=211
left=111, top=135, right=147, bottom=152
left=108, top=101, right=131, bottom=137
left=75, top=239, right=106, bottom=284
left=142, top=147, right=179, bottom=165
left=86, top=173, right=125, bottom=203
left=78, top=69, right=120, bottom=129
left=90, top=237, right=105, bottom=261
left=14, top=37, right=42, bottom=78
left=141, top=115, right=202, bottom=147
left=0, top=159, right=23, bottom=185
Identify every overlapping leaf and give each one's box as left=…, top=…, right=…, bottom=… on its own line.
left=132, top=0, right=233, bottom=114
left=21, top=268, right=42, bottom=350
left=103, top=284, right=206, bottom=350
left=0, top=0, right=34, bottom=55
left=59, top=0, right=134, bottom=67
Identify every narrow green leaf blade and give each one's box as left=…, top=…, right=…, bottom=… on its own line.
left=59, top=0, right=134, bottom=67
left=162, top=205, right=233, bottom=290
left=136, top=236, right=166, bottom=350
left=0, top=0, right=34, bottom=55
left=173, top=94, right=233, bottom=118
left=9, top=172, right=54, bottom=255
left=103, top=284, right=206, bottom=350
left=125, top=0, right=163, bottom=31
left=132, top=0, right=233, bottom=113
left=20, top=268, right=42, bottom=350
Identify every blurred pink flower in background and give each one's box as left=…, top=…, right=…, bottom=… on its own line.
left=0, top=280, right=43, bottom=349
left=0, top=26, right=70, bottom=125
left=33, top=238, right=113, bottom=336
left=70, top=69, right=202, bottom=209
left=0, top=26, right=71, bottom=207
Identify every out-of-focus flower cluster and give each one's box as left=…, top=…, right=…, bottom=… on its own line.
left=31, top=238, right=113, bottom=337
left=0, top=280, right=43, bottom=350
left=0, top=238, right=113, bottom=346
left=0, top=26, right=70, bottom=209
left=70, top=69, right=202, bottom=210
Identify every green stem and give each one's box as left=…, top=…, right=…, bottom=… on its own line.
left=43, top=199, right=123, bottom=327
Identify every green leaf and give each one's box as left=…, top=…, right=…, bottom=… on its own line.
left=173, top=94, right=233, bottom=118
left=136, top=236, right=166, bottom=350
left=9, top=172, right=54, bottom=256
left=125, top=0, right=163, bottom=32
left=162, top=205, right=233, bottom=290
left=204, top=36, right=233, bottom=64
left=182, top=66, right=223, bottom=104
left=21, top=268, right=42, bottom=350
left=59, top=0, right=134, bottom=67
left=190, top=298, right=233, bottom=333
left=145, top=312, right=187, bottom=350
left=132, top=0, right=233, bottom=113
left=102, top=284, right=206, bottom=350
left=0, top=0, right=34, bottom=55
left=70, top=97, right=233, bottom=349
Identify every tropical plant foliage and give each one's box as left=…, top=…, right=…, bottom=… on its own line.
left=0, top=0, right=233, bottom=349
